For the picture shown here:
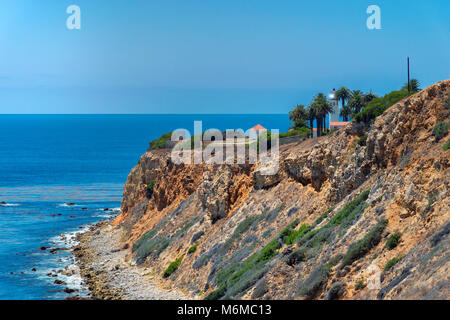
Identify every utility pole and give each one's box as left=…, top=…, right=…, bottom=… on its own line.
left=407, top=57, right=410, bottom=93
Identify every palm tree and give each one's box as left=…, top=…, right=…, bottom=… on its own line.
left=363, top=92, right=378, bottom=105
left=313, top=93, right=332, bottom=136
left=340, top=104, right=352, bottom=121
left=336, top=87, right=351, bottom=113
left=310, top=101, right=322, bottom=137
left=401, top=79, right=421, bottom=92
left=305, top=105, right=316, bottom=138
left=348, top=90, right=365, bottom=114
left=289, top=104, right=307, bottom=129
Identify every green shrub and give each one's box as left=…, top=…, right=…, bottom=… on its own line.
left=146, top=180, right=155, bottom=193
left=354, top=90, right=412, bottom=123
left=135, top=236, right=170, bottom=264
left=443, top=139, right=450, bottom=151
left=432, top=122, right=449, bottom=142
left=385, top=232, right=401, bottom=250
left=305, top=226, right=334, bottom=249
left=341, top=219, right=388, bottom=267
left=133, top=216, right=199, bottom=264
left=226, top=265, right=269, bottom=299
left=205, top=285, right=227, bottom=300
left=357, top=134, right=368, bottom=146
left=313, top=207, right=334, bottom=227
left=297, top=258, right=340, bottom=299
left=279, top=127, right=310, bottom=139
left=327, top=190, right=370, bottom=227
left=150, top=132, right=173, bottom=150
left=284, top=224, right=311, bottom=245
left=232, top=214, right=263, bottom=240
left=251, top=279, right=268, bottom=299
left=265, top=205, right=285, bottom=222
left=285, top=248, right=308, bottom=266
left=163, top=255, right=184, bottom=278
left=132, top=229, right=157, bottom=252
left=384, top=256, right=402, bottom=271
left=297, top=263, right=331, bottom=298
left=188, top=244, right=197, bottom=254
left=424, top=192, right=438, bottom=214
left=256, top=239, right=282, bottom=263
left=277, top=219, right=299, bottom=241
left=355, top=279, right=366, bottom=290
left=262, top=228, right=274, bottom=239
left=206, top=229, right=283, bottom=300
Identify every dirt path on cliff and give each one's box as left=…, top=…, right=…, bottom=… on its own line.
left=75, top=222, right=189, bottom=300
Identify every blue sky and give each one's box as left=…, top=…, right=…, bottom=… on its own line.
left=0, top=0, right=449, bottom=113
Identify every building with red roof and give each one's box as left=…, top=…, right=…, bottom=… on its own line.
left=250, top=124, right=266, bottom=131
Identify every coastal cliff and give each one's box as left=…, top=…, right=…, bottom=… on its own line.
left=80, top=80, right=449, bottom=300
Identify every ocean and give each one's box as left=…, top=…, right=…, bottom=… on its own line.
left=0, top=114, right=290, bottom=300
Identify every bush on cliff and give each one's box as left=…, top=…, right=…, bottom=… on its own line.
left=163, top=255, right=184, bottom=278
left=231, top=214, right=263, bottom=242
left=188, top=244, right=197, bottom=254
left=251, top=278, right=268, bottom=299
left=385, top=232, right=401, bottom=250
left=256, top=239, right=282, bottom=263
left=146, top=180, right=155, bottom=192
left=205, top=222, right=292, bottom=300
left=284, top=224, right=312, bottom=245
left=357, top=134, right=368, bottom=146
left=132, top=229, right=157, bottom=252
left=353, top=90, right=412, bottom=123
left=279, top=127, right=310, bottom=139
left=432, top=122, right=449, bottom=142
left=297, top=256, right=341, bottom=299
left=149, top=132, right=172, bottom=150
left=384, top=256, right=402, bottom=271
left=312, top=207, right=334, bottom=227
left=355, top=279, right=366, bottom=290
left=443, top=139, right=450, bottom=151
left=340, top=219, right=388, bottom=268
left=135, top=236, right=170, bottom=264
left=326, top=190, right=370, bottom=228
left=285, top=247, right=308, bottom=266
left=146, top=180, right=155, bottom=198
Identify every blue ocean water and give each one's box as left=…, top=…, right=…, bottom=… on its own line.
left=0, top=114, right=289, bottom=300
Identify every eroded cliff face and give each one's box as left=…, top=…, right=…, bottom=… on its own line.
left=113, top=80, right=449, bottom=300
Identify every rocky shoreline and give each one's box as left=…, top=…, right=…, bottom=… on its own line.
left=72, top=221, right=188, bottom=300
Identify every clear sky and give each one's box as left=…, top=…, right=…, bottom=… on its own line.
left=0, top=0, right=449, bottom=113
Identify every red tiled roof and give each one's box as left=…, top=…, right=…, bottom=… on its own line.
left=329, top=121, right=350, bottom=127
left=250, top=124, right=266, bottom=130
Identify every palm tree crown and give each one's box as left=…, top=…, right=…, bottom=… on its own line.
left=289, top=104, right=307, bottom=129
left=401, top=79, right=421, bottom=92
left=348, top=90, right=365, bottom=114
left=340, top=104, right=352, bottom=121
left=336, top=87, right=351, bottom=110
left=305, top=105, right=316, bottom=138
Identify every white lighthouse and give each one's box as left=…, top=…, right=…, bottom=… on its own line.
left=329, top=88, right=340, bottom=123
